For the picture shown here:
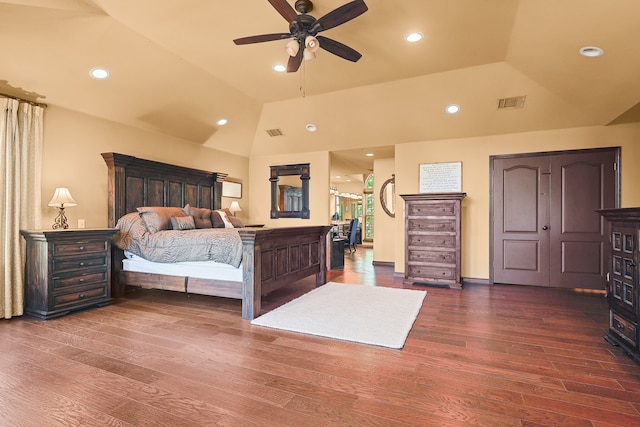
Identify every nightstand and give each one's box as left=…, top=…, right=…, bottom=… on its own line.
left=20, top=228, right=117, bottom=320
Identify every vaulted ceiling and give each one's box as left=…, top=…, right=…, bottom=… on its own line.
left=2, top=0, right=640, bottom=180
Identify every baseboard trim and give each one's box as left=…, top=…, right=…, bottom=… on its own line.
left=462, top=277, right=491, bottom=286
left=372, top=261, right=394, bottom=268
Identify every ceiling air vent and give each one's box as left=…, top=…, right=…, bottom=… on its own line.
left=266, top=128, right=284, bottom=137
left=497, top=95, right=526, bottom=110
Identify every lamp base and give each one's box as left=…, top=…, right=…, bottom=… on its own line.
left=52, top=207, right=69, bottom=229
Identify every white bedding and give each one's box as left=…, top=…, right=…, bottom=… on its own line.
left=122, top=251, right=243, bottom=282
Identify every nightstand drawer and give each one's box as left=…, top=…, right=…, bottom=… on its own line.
left=53, top=270, right=108, bottom=289
left=610, top=311, right=638, bottom=347
left=54, top=286, right=108, bottom=307
left=53, top=240, right=107, bottom=256
left=53, top=255, right=108, bottom=273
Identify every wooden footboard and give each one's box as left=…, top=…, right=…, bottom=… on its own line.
left=112, top=225, right=330, bottom=319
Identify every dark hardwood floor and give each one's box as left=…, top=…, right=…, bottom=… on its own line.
left=1, top=248, right=639, bottom=426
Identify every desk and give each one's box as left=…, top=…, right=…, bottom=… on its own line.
left=330, top=238, right=346, bottom=269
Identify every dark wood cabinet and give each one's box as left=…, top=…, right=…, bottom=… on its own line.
left=20, top=228, right=117, bottom=320
left=401, top=193, right=466, bottom=289
left=597, top=208, right=640, bottom=363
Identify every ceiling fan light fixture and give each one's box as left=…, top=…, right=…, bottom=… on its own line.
left=305, top=36, right=319, bottom=52
left=285, top=39, right=300, bottom=56
left=303, top=48, right=316, bottom=61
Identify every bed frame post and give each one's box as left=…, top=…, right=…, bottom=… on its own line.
left=239, top=230, right=259, bottom=320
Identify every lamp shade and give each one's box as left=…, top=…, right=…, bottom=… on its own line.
left=48, top=187, right=78, bottom=208
left=305, top=36, right=319, bottom=53
left=285, top=39, right=299, bottom=57
left=229, top=201, right=242, bottom=213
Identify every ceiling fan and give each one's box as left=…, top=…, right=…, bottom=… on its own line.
left=233, top=0, right=368, bottom=73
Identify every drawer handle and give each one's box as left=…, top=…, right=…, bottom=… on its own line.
left=79, top=262, right=85, bottom=266
left=79, top=246, right=85, bottom=251
left=616, top=323, right=625, bottom=331
left=79, top=278, right=84, bottom=282
left=79, top=294, right=85, bottom=299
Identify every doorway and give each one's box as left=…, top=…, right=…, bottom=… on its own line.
left=491, top=147, right=619, bottom=289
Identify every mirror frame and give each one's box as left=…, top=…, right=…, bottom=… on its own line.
left=380, top=174, right=395, bottom=218
left=270, top=163, right=310, bottom=219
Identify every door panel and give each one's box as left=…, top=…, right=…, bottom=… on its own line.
left=493, top=157, right=550, bottom=286
left=550, top=151, right=616, bottom=288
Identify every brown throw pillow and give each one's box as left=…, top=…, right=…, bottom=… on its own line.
left=210, top=210, right=226, bottom=228
left=137, top=206, right=186, bottom=233
left=184, top=204, right=213, bottom=229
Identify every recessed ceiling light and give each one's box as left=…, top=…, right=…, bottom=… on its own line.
left=90, top=68, right=110, bottom=79
left=216, top=118, right=228, bottom=126
left=579, top=46, right=604, bottom=57
left=445, top=104, right=460, bottom=114
left=305, top=123, right=317, bottom=132
left=366, top=153, right=374, bottom=157
left=336, top=175, right=341, bottom=179
left=273, top=64, right=286, bottom=72
left=405, top=32, right=423, bottom=43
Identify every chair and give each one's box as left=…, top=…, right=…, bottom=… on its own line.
left=344, top=218, right=359, bottom=253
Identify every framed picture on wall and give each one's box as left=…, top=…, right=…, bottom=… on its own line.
left=419, top=162, right=462, bottom=193
left=222, top=181, right=242, bottom=198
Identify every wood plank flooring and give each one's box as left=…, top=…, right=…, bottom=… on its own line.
left=1, top=248, right=639, bottom=426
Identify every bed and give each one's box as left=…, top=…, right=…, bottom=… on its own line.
left=102, top=152, right=331, bottom=320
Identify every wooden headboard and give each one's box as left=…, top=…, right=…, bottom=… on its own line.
left=102, top=153, right=227, bottom=227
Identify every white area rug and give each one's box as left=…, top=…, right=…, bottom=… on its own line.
left=251, top=282, right=426, bottom=349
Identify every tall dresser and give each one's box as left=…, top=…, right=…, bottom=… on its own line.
left=401, top=193, right=466, bottom=289
left=21, top=228, right=117, bottom=320
left=597, top=208, right=640, bottom=363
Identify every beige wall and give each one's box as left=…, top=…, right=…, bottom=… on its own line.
left=373, top=158, right=395, bottom=264
left=248, top=151, right=330, bottom=227
left=394, top=123, right=640, bottom=280
left=41, top=106, right=249, bottom=229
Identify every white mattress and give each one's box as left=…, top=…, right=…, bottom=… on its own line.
left=122, top=251, right=243, bottom=282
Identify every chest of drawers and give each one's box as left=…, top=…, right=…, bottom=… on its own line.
left=20, top=228, right=117, bottom=320
left=597, top=208, right=640, bottom=363
left=401, top=193, right=466, bottom=289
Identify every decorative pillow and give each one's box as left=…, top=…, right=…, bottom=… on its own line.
left=210, top=210, right=226, bottom=228
left=170, top=215, right=195, bottom=230
left=136, top=206, right=186, bottom=233
left=215, top=209, right=235, bottom=228
left=184, top=204, right=213, bottom=229
left=221, top=208, right=244, bottom=228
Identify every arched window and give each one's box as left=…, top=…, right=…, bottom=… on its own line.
left=363, top=173, right=374, bottom=241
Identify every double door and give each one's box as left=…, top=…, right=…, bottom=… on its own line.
left=492, top=148, right=617, bottom=289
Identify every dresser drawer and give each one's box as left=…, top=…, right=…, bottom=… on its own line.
left=407, top=202, right=456, bottom=216
left=408, top=250, right=456, bottom=265
left=53, top=255, right=108, bottom=273
left=53, top=270, right=108, bottom=289
left=53, top=240, right=108, bottom=256
left=407, top=234, right=456, bottom=249
left=610, top=311, right=638, bottom=347
left=407, top=264, right=456, bottom=282
left=53, top=285, right=108, bottom=308
left=407, top=218, right=456, bottom=233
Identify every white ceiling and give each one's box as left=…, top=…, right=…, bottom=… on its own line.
left=2, top=0, right=640, bottom=181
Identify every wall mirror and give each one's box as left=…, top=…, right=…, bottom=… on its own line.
left=380, top=174, right=395, bottom=218
left=270, top=163, right=310, bottom=219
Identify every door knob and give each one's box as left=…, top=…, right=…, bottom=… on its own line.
left=542, top=226, right=549, bottom=230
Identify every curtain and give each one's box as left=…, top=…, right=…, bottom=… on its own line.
left=0, top=96, right=44, bottom=319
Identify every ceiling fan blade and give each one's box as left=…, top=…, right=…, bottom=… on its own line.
left=234, top=33, right=291, bottom=45
left=313, top=0, right=368, bottom=33
left=268, top=0, right=301, bottom=23
left=287, top=43, right=304, bottom=72
left=316, top=35, right=362, bottom=62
